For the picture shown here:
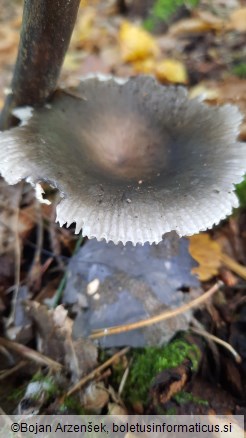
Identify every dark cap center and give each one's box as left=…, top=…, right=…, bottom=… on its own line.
left=81, top=112, right=172, bottom=182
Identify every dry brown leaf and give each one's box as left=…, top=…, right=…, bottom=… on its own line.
left=169, top=15, right=223, bottom=36
left=227, top=7, right=246, bottom=32
left=119, top=21, right=159, bottom=62
left=0, top=25, right=18, bottom=53
left=24, top=301, right=97, bottom=378
left=108, top=403, right=128, bottom=415
left=190, top=78, right=246, bottom=141
left=82, top=382, right=109, bottom=413
left=189, top=234, right=222, bottom=281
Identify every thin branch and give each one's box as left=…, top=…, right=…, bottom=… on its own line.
left=0, top=337, right=63, bottom=371
left=89, top=281, right=223, bottom=339
left=0, top=360, right=28, bottom=381
left=65, top=347, right=130, bottom=398
left=191, top=328, right=242, bottom=364
left=220, top=253, right=246, bottom=281
left=0, top=0, right=80, bottom=130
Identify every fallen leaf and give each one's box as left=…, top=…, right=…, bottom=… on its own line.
left=227, top=7, right=246, bottom=32
left=197, top=78, right=246, bottom=141
left=24, top=301, right=98, bottom=380
left=150, top=335, right=203, bottom=406
left=133, top=57, right=155, bottom=74
left=108, top=403, right=128, bottom=415
left=82, top=382, right=109, bottom=413
left=119, top=21, right=159, bottom=62
left=155, top=59, right=188, bottom=84
left=0, top=24, right=18, bottom=53
left=169, top=16, right=223, bottom=36
left=189, top=233, right=246, bottom=281
left=189, top=234, right=222, bottom=281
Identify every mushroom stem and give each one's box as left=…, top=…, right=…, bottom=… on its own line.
left=0, top=0, right=80, bottom=130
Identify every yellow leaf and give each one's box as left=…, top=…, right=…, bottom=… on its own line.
left=133, top=57, right=155, bottom=74
left=155, top=59, right=188, bottom=84
left=189, top=84, right=219, bottom=100
left=189, top=233, right=246, bottom=282
left=119, top=21, right=159, bottom=62
left=189, top=234, right=222, bottom=281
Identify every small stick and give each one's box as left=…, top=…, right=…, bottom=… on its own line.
left=0, top=337, right=63, bottom=371
left=0, top=360, right=28, bottom=381
left=190, top=328, right=241, bottom=364
left=90, top=281, right=223, bottom=339
left=65, top=347, right=130, bottom=398
left=118, top=364, right=131, bottom=396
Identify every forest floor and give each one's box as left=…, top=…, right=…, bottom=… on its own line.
left=0, top=0, right=245, bottom=420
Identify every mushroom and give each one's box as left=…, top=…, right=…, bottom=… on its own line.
left=0, top=75, right=245, bottom=244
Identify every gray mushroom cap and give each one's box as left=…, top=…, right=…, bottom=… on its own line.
left=0, top=75, right=245, bottom=244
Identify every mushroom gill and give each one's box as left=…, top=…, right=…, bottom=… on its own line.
left=0, top=75, right=245, bottom=244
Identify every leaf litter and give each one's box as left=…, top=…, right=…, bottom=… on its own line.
left=0, top=0, right=245, bottom=416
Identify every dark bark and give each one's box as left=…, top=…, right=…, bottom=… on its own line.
left=0, top=0, right=80, bottom=130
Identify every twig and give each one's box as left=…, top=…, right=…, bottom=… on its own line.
left=65, top=347, right=130, bottom=398
left=89, top=281, right=223, bottom=339
left=118, top=363, right=131, bottom=396
left=190, top=328, right=242, bottom=364
left=0, top=0, right=80, bottom=129
left=220, top=253, right=246, bottom=281
left=0, top=337, right=63, bottom=371
left=0, top=360, right=28, bottom=381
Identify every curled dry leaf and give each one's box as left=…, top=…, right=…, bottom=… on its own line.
left=24, top=301, right=97, bottom=380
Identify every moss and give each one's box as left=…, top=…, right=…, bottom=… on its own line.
left=7, top=385, right=26, bottom=402
left=236, top=177, right=246, bottom=207
left=164, top=407, right=177, bottom=415
left=144, top=0, right=199, bottom=31
left=174, top=390, right=208, bottom=406
left=124, top=338, right=201, bottom=404
left=31, top=372, right=61, bottom=400
left=232, top=63, right=246, bottom=79
left=59, top=396, right=86, bottom=415
left=30, top=372, right=61, bottom=399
